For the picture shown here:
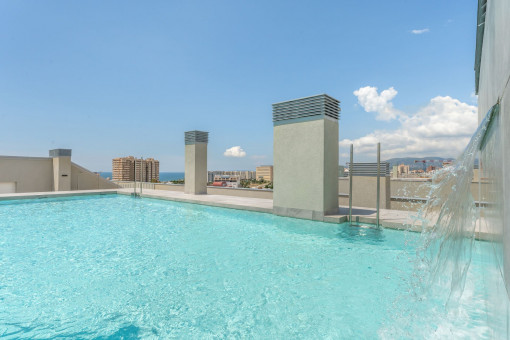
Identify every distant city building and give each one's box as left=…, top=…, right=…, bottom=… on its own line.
left=112, top=157, right=134, bottom=181
left=391, top=164, right=411, bottom=178
left=213, top=175, right=240, bottom=188
left=112, top=156, right=159, bottom=182
left=426, top=165, right=437, bottom=173
left=256, top=165, right=273, bottom=182
left=392, top=165, right=398, bottom=179
left=398, top=164, right=410, bottom=175
left=207, top=170, right=256, bottom=183
left=238, top=170, right=256, bottom=180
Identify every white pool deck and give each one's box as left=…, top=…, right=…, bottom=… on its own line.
left=0, top=188, right=494, bottom=240
left=119, top=189, right=425, bottom=232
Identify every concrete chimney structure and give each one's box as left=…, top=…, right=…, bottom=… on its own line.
left=49, top=149, right=72, bottom=191
left=273, top=94, right=340, bottom=220
left=184, top=131, right=208, bottom=195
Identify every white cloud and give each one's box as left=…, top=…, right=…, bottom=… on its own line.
left=224, top=146, right=246, bottom=158
left=412, top=28, right=430, bottom=34
left=340, top=94, right=478, bottom=161
left=353, top=86, right=404, bottom=121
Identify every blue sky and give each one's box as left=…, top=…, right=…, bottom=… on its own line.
left=0, top=1, right=478, bottom=171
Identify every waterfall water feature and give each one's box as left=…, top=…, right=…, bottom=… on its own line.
left=413, top=103, right=501, bottom=307
left=381, top=103, right=506, bottom=338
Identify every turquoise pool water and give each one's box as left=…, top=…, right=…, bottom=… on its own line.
left=0, top=195, right=493, bottom=339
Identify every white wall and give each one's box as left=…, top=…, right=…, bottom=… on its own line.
left=477, top=0, right=510, bottom=336
left=0, top=182, right=16, bottom=194
left=0, top=156, right=54, bottom=193
left=71, top=163, right=118, bottom=190
left=0, top=156, right=118, bottom=193
left=273, top=118, right=339, bottom=219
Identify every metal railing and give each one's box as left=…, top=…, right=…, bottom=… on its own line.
left=115, top=181, right=156, bottom=190
left=349, top=143, right=382, bottom=229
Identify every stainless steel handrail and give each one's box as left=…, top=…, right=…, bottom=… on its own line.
left=349, top=144, right=353, bottom=224
left=376, top=143, right=381, bottom=228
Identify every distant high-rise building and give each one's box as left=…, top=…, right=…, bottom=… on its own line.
left=112, top=156, right=135, bottom=181
left=207, top=170, right=256, bottom=183
left=256, top=165, right=273, bottom=182
left=112, top=156, right=159, bottom=182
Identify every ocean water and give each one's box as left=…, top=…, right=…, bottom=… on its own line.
left=99, top=172, right=184, bottom=181
left=0, top=195, right=493, bottom=339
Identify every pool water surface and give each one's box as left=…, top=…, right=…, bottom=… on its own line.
left=0, top=195, right=493, bottom=338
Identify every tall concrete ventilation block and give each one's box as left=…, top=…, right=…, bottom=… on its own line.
left=273, top=94, right=340, bottom=220
left=184, top=131, right=208, bottom=194
left=49, top=149, right=72, bottom=191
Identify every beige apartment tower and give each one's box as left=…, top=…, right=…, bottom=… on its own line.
left=112, top=156, right=159, bottom=182
left=256, top=165, right=273, bottom=182
left=273, top=94, right=340, bottom=220
left=185, top=131, right=208, bottom=194
left=112, top=157, right=134, bottom=181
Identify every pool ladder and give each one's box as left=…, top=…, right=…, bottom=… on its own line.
left=131, top=160, right=143, bottom=198
left=349, top=143, right=381, bottom=229
left=131, top=182, right=141, bottom=198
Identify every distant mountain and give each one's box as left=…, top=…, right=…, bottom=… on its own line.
left=383, top=157, right=454, bottom=170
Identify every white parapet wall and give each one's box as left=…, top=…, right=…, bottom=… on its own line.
left=130, top=177, right=487, bottom=212
left=0, top=152, right=118, bottom=193
left=71, top=163, right=118, bottom=190
left=0, top=156, right=54, bottom=193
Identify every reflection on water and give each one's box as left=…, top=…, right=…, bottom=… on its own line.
left=334, top=224, right=386, bottom=244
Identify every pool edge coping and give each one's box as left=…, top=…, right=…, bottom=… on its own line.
left=117, top=190, right=274, bottom=215
left=0, top=189, right=494, bottom=241
left=0, top=189, right=118, bottom=201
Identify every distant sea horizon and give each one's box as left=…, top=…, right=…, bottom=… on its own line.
left=99, top=172, right=185, bottom=182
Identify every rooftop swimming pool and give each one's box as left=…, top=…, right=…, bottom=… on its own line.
left=0, top=195, right=494, bottom=338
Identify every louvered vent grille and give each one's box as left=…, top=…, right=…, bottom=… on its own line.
left=347, top=162, right=390, bottom=177
left=185, top=131, right=209, bottom=144
left=273, top=94, right=340, bottom=124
